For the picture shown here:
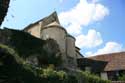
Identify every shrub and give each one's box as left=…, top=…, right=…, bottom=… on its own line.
left=118, top=74, right=125, bottom=81
left=0, top=44, right=41, bottom=83
left=3, top=29, right=63, bottom=67
left=0, top=44, right=111, bottom=83
left=36, top=67, right=111, bottom=83
left=78, top=71, right=111, bottom=83
left=0, top=44, right=23, bottom=65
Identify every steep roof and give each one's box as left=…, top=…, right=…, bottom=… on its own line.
left=23, top=11, right=60, bottom=31
left=88, top=52, right=125, bottom=71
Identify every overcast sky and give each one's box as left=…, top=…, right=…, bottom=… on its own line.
left=1, top=0, right=125, bottom=57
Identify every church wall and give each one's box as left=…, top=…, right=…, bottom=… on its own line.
left=40, top=26, right=68, bottom=67
left=66, top=35, right=76, bottom=58
left=22, top=11, right=84, bottom=69
left=66, top=35, right=77, bottom=68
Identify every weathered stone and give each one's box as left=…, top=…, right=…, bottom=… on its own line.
left=23, top=11, right=84, bottom=69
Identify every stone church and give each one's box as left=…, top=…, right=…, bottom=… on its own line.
left=23, top=11, right=83, bottom=69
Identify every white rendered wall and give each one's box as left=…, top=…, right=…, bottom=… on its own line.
left=66, top=35, right=77, bottom=68
left=101, top=72, right=108, bottom=80
left=66, top=36, right=76, bottom=58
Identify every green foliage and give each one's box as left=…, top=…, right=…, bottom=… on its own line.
left=4, top=29, right=62, bottom=67
left=0, top=44, right=41, bottom=83
left=35, top=67, right=111, bottom=83
left=118, top=74, right=125, bottom=81
left=40, top=67, right=67, bottom=80
left=0, top=44, right=23, bottom=64
left=78, top=71, right=111, bottom=83
left=36, top=66, right=77, bottom=83
left=8, top=29, right=45, bottom=58
left=38, top=38, right=62, bottom=67
left=0, top=29, right=111, bottom=83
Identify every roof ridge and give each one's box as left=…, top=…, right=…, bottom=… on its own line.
left=87, top=51, right=125, bottom=58
left=23, top=11, right=60, bottom=30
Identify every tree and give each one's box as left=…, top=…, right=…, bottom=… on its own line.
left=0, top=0, right=10, bottom=25
left=0, top=44, right=41, bottom=83
left=38, top=38, right=62, bottom=67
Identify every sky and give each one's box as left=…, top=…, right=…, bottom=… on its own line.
left=1, top=0, right=125, bottom=57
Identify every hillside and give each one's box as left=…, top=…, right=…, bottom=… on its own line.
left=0, top=28, right=111, bottom=83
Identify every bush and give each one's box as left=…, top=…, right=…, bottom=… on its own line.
left=0, top=44, right=111, bottom=83
left=78, top=71, right=111, bottom=83
left=36, top=66, right=68, bottom=83
left=118, top=74, right=125, bottom=81
left=3, top=29, right=63, bottom=67
left=0, top=44, right=41, bottom=83
left=0, top=44, right=23, bottom=65
left=36, top=66, right=111, bottom=83
left=8, top=29, right=45, bottom=58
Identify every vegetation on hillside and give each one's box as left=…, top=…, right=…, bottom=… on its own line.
left=2, top=29, right=62, bottom=67
left=0, top=43, right=111, bottom=83
left=118, top=74, right=125, bottom=81
left=0, top=29, right=111, bottom=83
left=0, top=44, right=41, bottom=83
